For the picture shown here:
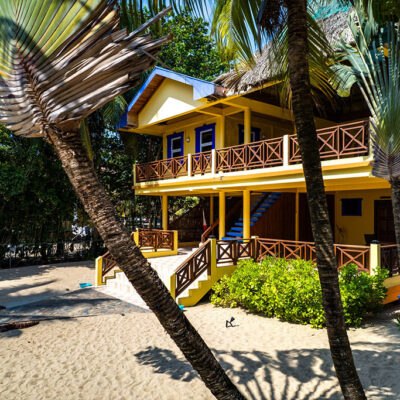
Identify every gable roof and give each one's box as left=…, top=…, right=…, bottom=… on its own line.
left=117, top=66, right=226, bottom=129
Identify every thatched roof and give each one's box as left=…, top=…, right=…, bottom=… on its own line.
left=214, top=9, right=353, bottom=94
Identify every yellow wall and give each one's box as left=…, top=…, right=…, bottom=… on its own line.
left=138, top=80, right=204, bottom=128
left=334, top=188, right=391, bottom=245
left=162, top=111, right=294, bottom=158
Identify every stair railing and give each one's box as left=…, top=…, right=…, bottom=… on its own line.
left=172, top=239, right=212, bottom=298
left=201, top=199, right=242, bottom=242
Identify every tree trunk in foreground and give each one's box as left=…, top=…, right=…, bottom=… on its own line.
left=48, top=130, right=245, bottom=400
left=285, top=1, right=366, bottom=399
left=390, top=178, right=400, bottom=263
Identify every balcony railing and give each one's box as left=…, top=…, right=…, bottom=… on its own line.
left=135, top=120, right=370, bottom=183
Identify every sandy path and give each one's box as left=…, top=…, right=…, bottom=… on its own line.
left=0, top=302, right=399, bottom=400
left=0, top=261, right=94, bottom=308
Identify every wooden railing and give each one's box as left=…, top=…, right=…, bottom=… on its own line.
left=191, top=151, right=212, bottom=175
left=201, top=198, right=243, bottom=243
left=256, top=238, right=370, bottom=272
left=381, top=244, right=400, bottom=277
left=135, top=120, right=370, bottom=183
left=289, top=120, right=369, bottom=164
left=136, top=155, right=188, bottom=182
left=102, top=251, right=118, bottom=277
left=135, top=228, right=174, bottom=251
left=174, top=239, right=211, bottom=297
left=216, top=239, right=256, bottom=265
left=216, top=137, right=284, bottom=173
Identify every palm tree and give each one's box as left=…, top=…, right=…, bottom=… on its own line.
left=0, top=2, right=244, bottom=399
left=176, top=0, right=366, bottom=398
left=334, top=2, right=400, bottom=260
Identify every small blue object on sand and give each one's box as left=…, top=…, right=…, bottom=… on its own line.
left=79, top=283, right=93, bottom=288
left=179, top=305, right=184, bottom=310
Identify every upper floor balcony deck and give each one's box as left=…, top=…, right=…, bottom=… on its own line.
left=133, top=120, right=373, bottom=194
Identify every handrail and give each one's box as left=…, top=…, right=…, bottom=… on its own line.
left=174, top=239, right=211, bottom=297
left=201, top=198, right=243, bottom=242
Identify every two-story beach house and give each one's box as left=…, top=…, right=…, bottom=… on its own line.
left=96, top=9, right=400, bottom=307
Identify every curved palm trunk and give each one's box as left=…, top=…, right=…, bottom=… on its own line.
left=285, top=1, right=366, bottom=399
left=390, top=178, right=400, bottom=263
left=48, top=130, right=245, bottom=400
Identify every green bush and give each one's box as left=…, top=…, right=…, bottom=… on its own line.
left=211, top=257, right=388, bottom=328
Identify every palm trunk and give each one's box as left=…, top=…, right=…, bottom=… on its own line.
left=48, top=130, right=245, bottom=400
left=285, top=1, right=366, bottom=399
left=390, top=178, right=400, bottom=263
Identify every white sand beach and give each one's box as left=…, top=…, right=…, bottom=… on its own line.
left=0, top=263, right=399, bottom=400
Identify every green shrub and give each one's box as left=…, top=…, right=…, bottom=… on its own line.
left=211, top=257, right=388, bottom=328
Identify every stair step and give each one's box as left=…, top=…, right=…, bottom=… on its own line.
left=226, top=232, right=242, bottom=237
left=238, top=217, right=258, bottom=222
left=231, top=227, right=243, bottom=232
left=234, top=222, right=254, bottom=227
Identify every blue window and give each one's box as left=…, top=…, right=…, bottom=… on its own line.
left=238, top=124, right=261, bottom=144
left=195, top=123, right=215, bottom=153
left=341, top=198, right=362, bottom=216
left=167, top=132, right=184, bottom=158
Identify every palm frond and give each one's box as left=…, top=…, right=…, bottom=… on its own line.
left=335, top=2, right=400, bottom=180
left=0, top=1, right=171, bottom=138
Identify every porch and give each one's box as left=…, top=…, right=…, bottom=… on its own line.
left=95, top=232, right=400, bottom=307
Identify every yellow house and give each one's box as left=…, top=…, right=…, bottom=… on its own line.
left=113, top=66, right=400, bottom=305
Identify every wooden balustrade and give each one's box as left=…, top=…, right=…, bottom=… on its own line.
left=135, top=156, right=188, bottom=182
left=216, top=137, right=284, bottom=173
left=175, top=240, right=211, bottom=297
left=381, top=244, right=400, bottom=277
left=102, top=251, right=118, bottom=277
left=136, top=228, right=174, bottom=251
left=256, top=238, right=370, bottom=272
left=216, top=239, right=256, bottom=265
left=289, top=120, right=369, bottom=164
left=134, top=120, right=370, bottom=183
left=191, top=151, right=212, bottom=175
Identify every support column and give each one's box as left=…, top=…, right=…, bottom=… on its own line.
left=243, top=190, right=251, bottom=240
left=244, top=108, right=251, bottom=144
left=162, top=195, right=168, bottom=230
left=295, top=191, right=300, bottom=241
left=219, top=192, right=226, bottom=239
left=210, top=196, right=214, bottom=225
left=219, top=115, right=225, bottom=148
left=369, top=240, right=381, bottom=275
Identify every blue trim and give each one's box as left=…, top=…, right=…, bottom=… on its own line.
left=167, top=132, right=184, bottom=158
left=238, top=124, right=261, bottom=144
left=341, top=198, right=362, bottom=216
left=195, top=123, right=215, bottom=153
left=118, top=67, right=218, bottom=129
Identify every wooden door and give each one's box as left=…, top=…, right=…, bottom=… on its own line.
left=375, top=200, right=395, bottom=243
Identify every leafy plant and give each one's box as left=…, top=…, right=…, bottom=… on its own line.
left=211, top=258, right=388, bottom=328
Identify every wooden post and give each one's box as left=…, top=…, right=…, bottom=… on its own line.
left=219, top=192, right=226, bottom=239
left=243, top=190, right=251, bottom=240
left=211, top=149, right=216, bottom=174
left=188, top=153, right=192, bottom=176
left=219, top=115, right=225, bottom=148
left=283, top=135, right=289, bottom=167
left=95, top=256, right=104, bottom=286
left=369, top=240, right=381, bottom=275
left=244, top=108, right=251, bottom=144
left=133, top=163, right=137, bottom=185
left=210, top=238, right=217, bottom=277
left=295, top=190, right=299, bottom=241
left=162, top=195, right=168, bottom=230
left=170, top=273, right=176, bottom=300
left=210, top=196, right=214, bottom=225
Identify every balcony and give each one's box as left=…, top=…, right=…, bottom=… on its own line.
left=134, top=120, right=370, bottom=184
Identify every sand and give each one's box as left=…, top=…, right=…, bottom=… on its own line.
left=0, top=261, right=94, bottom=308
left=0, top=262, right=399, bottom=399
left=0, top=304, right=399, bottom=399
